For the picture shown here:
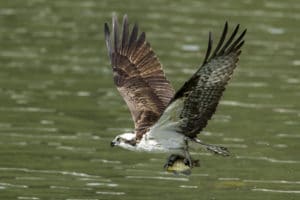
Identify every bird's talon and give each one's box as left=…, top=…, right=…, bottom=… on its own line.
left=206, top=145, right=230, bottom=156
left=164, top=154, right=181, bottom=169
left=183, top=158, right=190, bottom=166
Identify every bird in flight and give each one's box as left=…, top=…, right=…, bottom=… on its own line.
left=104, top=14, right=246, bottom=174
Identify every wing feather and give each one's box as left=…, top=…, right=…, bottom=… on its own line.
left=211, top=22, right=228, bottom=57
left=104, top=14, right=175, bottom=140
left=113, top=15, right=119, bottom=53
left=167, top=22, right=247, bottom=138
left=202, top=32, right=213, bottom=66
left=219, top=24, right=240, bottom=54
left=121, top=16, right=129, bottom=54
left=104, top=23, right=112, bottom=60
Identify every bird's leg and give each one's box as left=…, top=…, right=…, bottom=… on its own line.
left=193, top=137, right=230, bottom=156
left=183, top=137, right=193, bottom=167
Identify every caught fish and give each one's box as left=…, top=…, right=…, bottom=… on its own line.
left=164, top=154, right=200, bottom=175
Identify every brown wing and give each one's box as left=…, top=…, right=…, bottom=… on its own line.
left=169, top=22, right=247, bottom=138
left=104, top=15, right=175, bottom=140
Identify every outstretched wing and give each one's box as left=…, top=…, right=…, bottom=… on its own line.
left=104, top=15, right=175, bottom=140
left=154, top=22, right=246, bottom=138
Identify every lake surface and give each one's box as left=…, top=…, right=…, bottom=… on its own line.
left=0, top=0, right=299, bottom=199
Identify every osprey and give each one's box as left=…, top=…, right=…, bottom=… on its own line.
left=104, top=15, right=246, bottom=171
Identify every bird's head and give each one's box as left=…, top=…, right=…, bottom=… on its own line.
left=111, top=132, right=137, bottom=150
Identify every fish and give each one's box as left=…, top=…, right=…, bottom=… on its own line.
left=164, top=154, right=200, bottom=175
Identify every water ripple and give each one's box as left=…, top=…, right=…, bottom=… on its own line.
left=181, top=44, right=200, bottom=52
left=179, top=185, right=198, bottom=189
left=218, top=177, right=240, bottom=181
left=248, top=93, right=274, bottom=99
left=126, top=176, right=189, bottom=182
left=66, top=199, right=98, bottom=200
left=244, top=179, right=300, bottom=184
left=277, top=133, right=300, bottom=139
left=273, top=144, right=288, bottom=148
left=213, top=114, right=232, bottom=122
left=252, top=188, right=300, bottom=194
left=95, top=191, right=125, bottom=195
left=220, top=100, right=267, bottom=109
left=0, top=182, right=28, bottom=189
left=1, top=132, right=77, bottom=140
left=56, top=145, right=96, bottom=153
left=0, top=127, right=57, bottom=132
left=292, top=60, right=300, bottom=66
left=223, top=138, right=245, bottom=142
left=0, top=107, right=55, bottom=113
left=223, top=144, right=248, bottom=148
left=49, top=185, right=71, bottom=190
left=0, top=167, right=105, bottom=179
left=17, top=197, right=40, bottom=200
left=231, top=82, right=268, bottom=88
left=236, top=156, right=300, bottom=164
left=90, top=159, right=121, bottom=164
left=16, top=177, right=45, bottom=180
left=273, top=108, right=300, bottom=116
left=86, top=182, right=118, bottom=187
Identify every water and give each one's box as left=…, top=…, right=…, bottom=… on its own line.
left=0, top=0, right=299, bottom=199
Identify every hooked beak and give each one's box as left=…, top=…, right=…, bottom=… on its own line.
left=110, top=141, right=116, bottom=147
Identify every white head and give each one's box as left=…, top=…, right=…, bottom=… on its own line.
left=111, top=132, right=137, bottom=150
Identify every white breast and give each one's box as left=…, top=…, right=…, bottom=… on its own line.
left=136, top=98, right=186, bottom=153
left=136, top=127, right=185, bottom=154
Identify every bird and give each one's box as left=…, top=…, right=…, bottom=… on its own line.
left=104, top=14, right=246, bottom=172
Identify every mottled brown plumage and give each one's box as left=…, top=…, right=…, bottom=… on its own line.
left=104, top=15, right=175, bottom=140
left=170, top=22, right=247, bottom=138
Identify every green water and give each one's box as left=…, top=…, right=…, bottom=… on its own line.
left=0, top=0, right=299, bottom=199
